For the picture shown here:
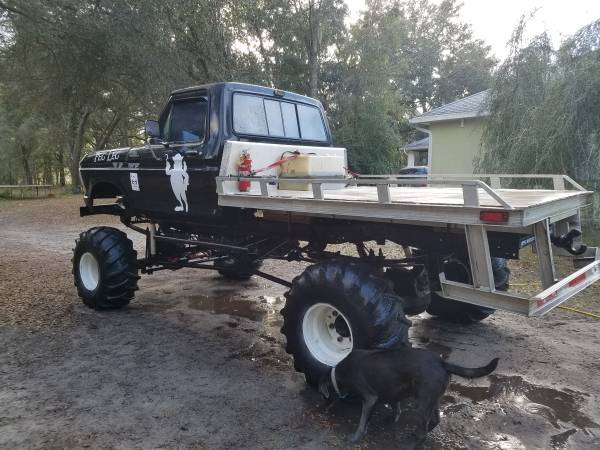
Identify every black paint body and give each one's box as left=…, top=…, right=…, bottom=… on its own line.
left=80, top=82, right=333, bottom=221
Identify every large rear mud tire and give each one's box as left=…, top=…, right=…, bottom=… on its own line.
left=427, top=257, right=510, bottom=324
left=281, top=260, right=411, bottom=386
left=72, top=227, right=139, bottom=310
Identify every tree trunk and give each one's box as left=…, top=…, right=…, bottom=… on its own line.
left=120, top=121, right=130, bottom=147
left=70, top=109, right=90, bottom=193
left=43, top=161, right=53, bottom=185
left=56, top=147, right=66, bottom=186
left=95, top=112, right=121, bottom=150
left=20, top=144, right=33, bottom=185
left=305, top=0, right=322, bottom=98
left=8, top=158, right=13, bottom=185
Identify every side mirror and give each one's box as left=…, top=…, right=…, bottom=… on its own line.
left=144, top=120, right=160, bottom=142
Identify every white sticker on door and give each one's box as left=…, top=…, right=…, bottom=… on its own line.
left=165, top=154, right=189, bottom=212
left=130, top=172, right=140, bottom=191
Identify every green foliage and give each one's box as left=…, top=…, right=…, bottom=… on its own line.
left=238, top=0, right=348, bottom=96
left=479, top=19, right=600, bottom=185
left=330, top=0, right=495, bottom=173
left=0, top=0, right=495, bottom=183
left=478, top=18, right=600, bottom=227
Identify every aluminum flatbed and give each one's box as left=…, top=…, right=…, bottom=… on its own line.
left=215, top=139, right=599, bottom=318
left=217, top=140, right=592, bottom=229
left=217, top=178, right=592, bottom=229
left=218, top=172, right=600, bottom=317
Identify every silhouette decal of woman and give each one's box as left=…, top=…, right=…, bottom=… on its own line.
left=165, top=153, right=189, bottom=212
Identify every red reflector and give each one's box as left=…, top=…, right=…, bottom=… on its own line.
left=480, top=211, right=509, bottom=223
left=569, top=273, right=586, bottom=287
left=537, top=291, right=557, bottom=307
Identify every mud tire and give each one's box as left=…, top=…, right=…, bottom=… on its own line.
left=281, top=259, right=411, bottom=386
left=385, top=265, right=431, bottom=316
left=426, top=257, right=510, bottom=324
left=215, top=256, right=262, bottom=281
left=72, top=227, right=139, bottom=309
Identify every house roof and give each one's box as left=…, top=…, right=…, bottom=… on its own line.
left=404, top=137, right=429, bottom=151
left=409, top=89, right=490, bottom=125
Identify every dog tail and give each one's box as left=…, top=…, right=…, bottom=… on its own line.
left=443, top=358, right=499, bottom=379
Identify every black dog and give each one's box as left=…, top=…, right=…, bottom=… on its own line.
left=319, top=348, right=498, bottom=445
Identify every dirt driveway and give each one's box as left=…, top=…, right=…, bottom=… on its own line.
left=1, top=196, right=599, bottom=449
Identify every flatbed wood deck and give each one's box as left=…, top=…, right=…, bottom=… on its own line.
left=216, top=177, right=592, bottom=230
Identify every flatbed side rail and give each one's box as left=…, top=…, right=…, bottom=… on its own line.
left=216, top=175, right=515, bottom=209
left=360, top=174, right=585, bottom=191
left=423, top=174, right=586, bottom=191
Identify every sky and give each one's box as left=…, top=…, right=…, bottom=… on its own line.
left=345, top=0, right=600, bottom=60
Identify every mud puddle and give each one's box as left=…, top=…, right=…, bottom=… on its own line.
left=187, top=289, right=290, bottom=370
left=451, top=374, right=599, bottom=433
left=187, top=293, right=266, bottom=322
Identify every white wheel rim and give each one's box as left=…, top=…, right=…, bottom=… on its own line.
left=79, top=252, right=100, bottom=291
left=302, top=303, right=354, bottom=366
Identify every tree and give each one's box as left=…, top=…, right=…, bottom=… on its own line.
left=0, top=0, right=496, bottom=185
left=0, top=1, right=132, bottom=189
left=330, top=0, right=496, bottom=173
left=478, top=18, right=600, bottom=186
left=238, top=0, right=348, bottom=96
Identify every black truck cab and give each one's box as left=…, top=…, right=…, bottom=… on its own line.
left=80, top=82, right=332, bottom=219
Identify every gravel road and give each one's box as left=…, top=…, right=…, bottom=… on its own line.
left=1, top=196, right=599, bottom=449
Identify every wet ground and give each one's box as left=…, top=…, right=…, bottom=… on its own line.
left=1, top=196, right=599, bottom=449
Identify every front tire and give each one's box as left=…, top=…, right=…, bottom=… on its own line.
left=72, top=227, right=139, bottom=309
left=281, top=260, right=411, bottom=385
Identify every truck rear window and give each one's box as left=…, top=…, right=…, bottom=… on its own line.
left=233, top=93, right=327, bottom=142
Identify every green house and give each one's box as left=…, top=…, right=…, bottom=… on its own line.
left=407, top=90, right=490, bottom=175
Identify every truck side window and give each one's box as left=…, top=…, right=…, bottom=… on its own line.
left=168, top=98, right=207, bottom=143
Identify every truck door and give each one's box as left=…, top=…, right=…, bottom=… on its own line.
left=134, top=95, right=209, bottom=216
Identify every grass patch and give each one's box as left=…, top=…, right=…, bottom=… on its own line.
left=583, top=227, right=600, bottom=247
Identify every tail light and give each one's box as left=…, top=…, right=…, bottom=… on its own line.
left=569, top=273, right=587, bottom=287
left=480, top=211, right=509, bottom=223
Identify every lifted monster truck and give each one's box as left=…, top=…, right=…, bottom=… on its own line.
left=75, top=82, right=600, bottom=385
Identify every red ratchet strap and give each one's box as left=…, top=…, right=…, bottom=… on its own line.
left=250, top=152, right=299, bottom=175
